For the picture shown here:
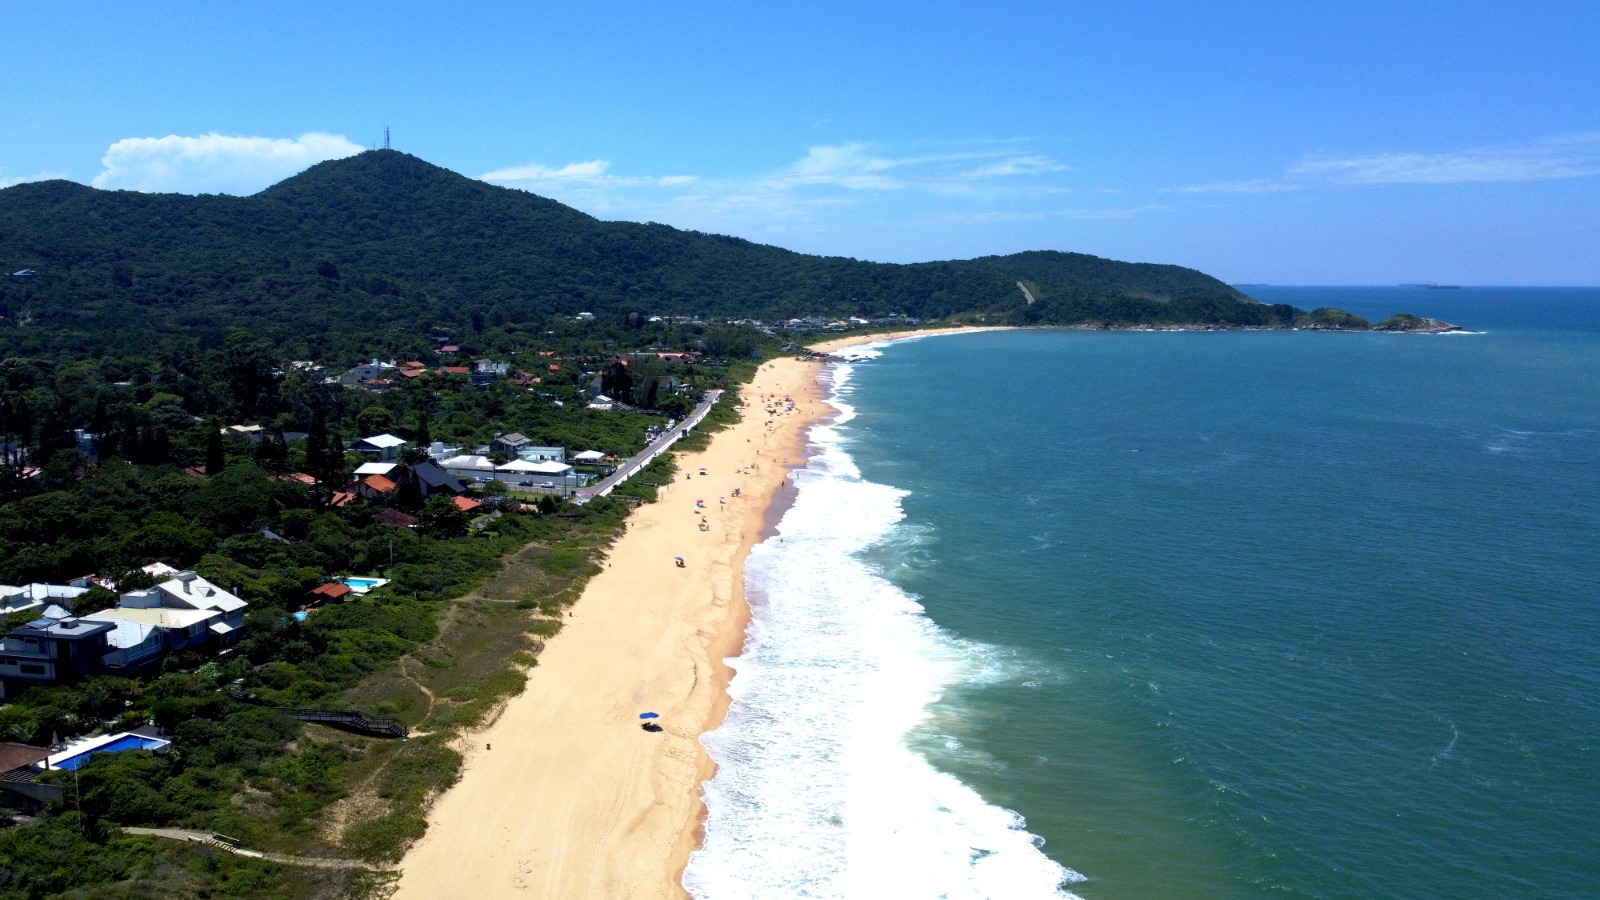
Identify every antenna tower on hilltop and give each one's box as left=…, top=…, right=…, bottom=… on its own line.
left=384, top=126, right=391, bottom=150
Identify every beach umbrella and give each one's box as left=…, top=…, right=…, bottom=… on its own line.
left=639, top=712, right=659, bottom=720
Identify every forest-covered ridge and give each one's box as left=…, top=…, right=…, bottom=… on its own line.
left=0, top=150, right=1284, bottom=356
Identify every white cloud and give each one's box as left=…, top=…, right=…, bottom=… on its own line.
left=0, top=168, right=67, bottom=189
left=476, top=140, right=1084, bottom=255
left=959, top=155, right=1069, bottom=179
left=92, top=132, right=363, bottom=195
left=480, top=159, right=613, bottom=183
left=1290, top=137, right=1600, bottom=184
left=1172, top=133, right=1600, bottom=194
left=1167, top=178, right=1300, bottom=194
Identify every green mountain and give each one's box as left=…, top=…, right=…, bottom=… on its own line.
left=0, top=150, right=1328, bottom=353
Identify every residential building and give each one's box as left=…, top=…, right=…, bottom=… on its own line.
left=491, top=432, right=532, bottom=454
left=412, top=461, right=466, bottom=497
left=351, top=433, right=409, bottom=461
left=0, top=609, right=115, bottom=699
left=0, top=582, right=88, bottom=618
left=84, top=571, right=247, bottom=657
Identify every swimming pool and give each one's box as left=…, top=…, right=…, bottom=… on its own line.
left=49, top=733, right=170, bottom=771
left=342, top=577, right=389, bottom=593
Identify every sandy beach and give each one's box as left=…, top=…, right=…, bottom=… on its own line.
left=808, top=324, right=1015, bottom=355
left=393, top=356, right=826, bottom=900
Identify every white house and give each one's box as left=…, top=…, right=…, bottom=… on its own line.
left=495, top=459, right=574, bottom=485
left=86, top=571, right=247, bottom=652
left=438, top=454, right=574, bottom=488
left=571, top=450, right=606, bottom=465
left=351, top=433, right=409, bottom=461
left=0, top=583, right=88, bottom=618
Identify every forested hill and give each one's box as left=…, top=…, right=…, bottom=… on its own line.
left=0, top=149, right=1319, bottom=355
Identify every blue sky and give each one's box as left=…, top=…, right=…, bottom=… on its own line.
left=3, top=1, right=1597, bottom=284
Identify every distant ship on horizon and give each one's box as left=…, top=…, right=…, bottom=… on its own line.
left=1400, top=282, right=1462, bottom=289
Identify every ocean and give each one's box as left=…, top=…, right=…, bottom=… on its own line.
left=685, top=287, right=1600, bottom=899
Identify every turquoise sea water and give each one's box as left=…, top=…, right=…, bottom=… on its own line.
left=689, top=287, right=1600, bottom=899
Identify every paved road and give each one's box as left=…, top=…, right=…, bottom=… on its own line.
left=571, top=389, right=723, bottom=503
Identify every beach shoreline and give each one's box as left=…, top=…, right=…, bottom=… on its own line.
left=392, top=356, right=826, bottom=900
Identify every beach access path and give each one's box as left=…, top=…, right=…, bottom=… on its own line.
left=393, top=357, right=825, bottom=900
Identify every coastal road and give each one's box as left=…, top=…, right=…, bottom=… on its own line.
left=571, top=389, right=723, bottom=503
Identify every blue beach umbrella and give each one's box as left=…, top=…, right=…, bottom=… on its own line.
left=639, top=711, right=659, bottom=720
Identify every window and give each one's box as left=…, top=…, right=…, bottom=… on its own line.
left=19, top=664, right=45, bottom=675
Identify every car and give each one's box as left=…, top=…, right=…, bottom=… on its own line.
left=541, top=481, right=555, bottom=488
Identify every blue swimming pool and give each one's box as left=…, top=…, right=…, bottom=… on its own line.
left=343, top=577, right=382, bottom=589
left=53, top=734, right=169, bottom=771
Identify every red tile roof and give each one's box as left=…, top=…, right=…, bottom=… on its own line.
left=453, top=496, right=481, bottom=512
left=440, top=345, right=460, bottom=353
left=328, top=491, right=357, bottom=508
left=310, top=583, right=353, bottom=601
left=440, top=366, right=470, bottom=375
left=363, top=474, right=398, bottom=492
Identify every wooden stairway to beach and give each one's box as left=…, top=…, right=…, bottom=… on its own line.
left=280, top=708, right=409, bottom=738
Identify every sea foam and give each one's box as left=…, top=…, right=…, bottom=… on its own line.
left=684, top=358, right=1083, bottom=899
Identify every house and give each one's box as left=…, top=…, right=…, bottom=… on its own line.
left=438, top=454, right=573, bottom=488
left=491, top=432, right=532, bottom=454
left=97, top=618, right=164, bottom=672
left=10, top=270, right=37, bottom=280
left=453, top=496, right=481, bottom=513
left=571, top=450, right=607, bottom=465
left=510, top=370, right=540, bottom=387
left=308, top=583, right=352, bottom=604
left=85, top=571, right=247, bottom=655
left=412, top=461, right=466, bottom=497
left=373, top=508, right=419, bottom=528
left=337, top=360, right=392, bottom=385
left=588, top=395, right=616, bottom=411
left=471, top=360, right=509, bottom=385
left=351, top=433, right=409, bottom=461
left=437, top=454, right=497, bottom=485
left=354, top=461, right=400, bottom=478
left=0, top=582, right=89, bottom=618
left=495, top=459, right=574, bottom=486
left=0, top=742, right=60, bottom=813
left=141, top=562, right=181, bottom=579
left=439, top=345, right=460, bottom=355
left=221, top=424, right=265, bottom=444
left=357, top=474, right=398, bottom=501
left=0, top=609, right=115, bottom=699
left=328, top=491, right=357, bottom=508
